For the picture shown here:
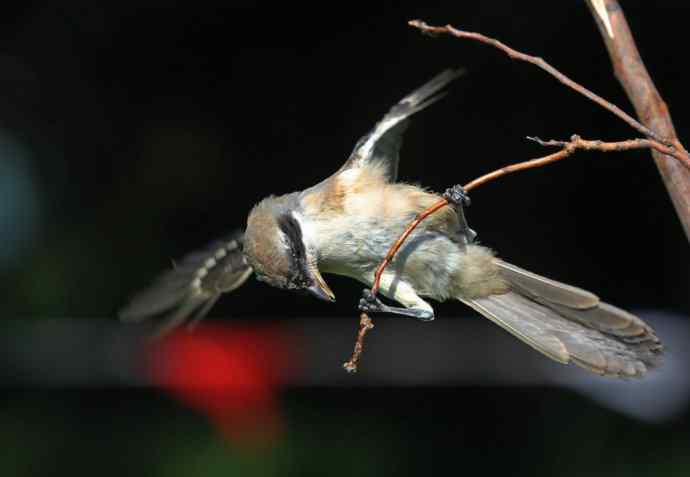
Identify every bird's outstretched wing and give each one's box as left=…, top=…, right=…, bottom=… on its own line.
left=339, top=68, right=464, bottom=182
left=119, top=232, right=252, bottom=336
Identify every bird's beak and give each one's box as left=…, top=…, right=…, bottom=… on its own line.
left=306, top=265, right=336, bottom=302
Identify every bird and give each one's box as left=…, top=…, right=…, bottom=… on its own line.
left=120, top=69, right=662, bottom=378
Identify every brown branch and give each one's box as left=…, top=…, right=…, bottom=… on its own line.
left=407, top=19, right=690, bottom=171
left=468, top=135, right=690, bottom=190
left=528, top=136, right=681, bottom=154
left=342, top=313, right=374, bottom=373
left=342, top=135, right=671, bottom=372
left=585, top=0, right=690, bottom=240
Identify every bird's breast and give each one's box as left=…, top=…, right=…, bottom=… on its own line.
left=311, top=213, right=465, bottom=297
left=314, top=216, right=406, bottom=274
left=302, top=181, right=466, bottom=292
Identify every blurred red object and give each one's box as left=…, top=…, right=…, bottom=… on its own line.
left=146, top=324, right=297, bottom=446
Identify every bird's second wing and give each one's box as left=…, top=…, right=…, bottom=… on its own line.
left=119, top=232, right=252, bottom=336
left=339, top=68, right=464, bottom=182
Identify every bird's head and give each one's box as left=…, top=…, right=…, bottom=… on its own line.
left=243, top=194, right=335, bottom=302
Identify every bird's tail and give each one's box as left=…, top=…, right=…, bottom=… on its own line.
left=460, top=260, right=663, bottom=378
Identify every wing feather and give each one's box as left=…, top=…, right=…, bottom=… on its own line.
left=340, top=68, right=464, bottom=182
left=119, top=231, right=252, bottom=334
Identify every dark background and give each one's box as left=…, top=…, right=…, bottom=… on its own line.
left=0, top=3, right=689, bottom=476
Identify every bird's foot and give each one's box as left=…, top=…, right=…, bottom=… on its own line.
left=359, top=288, right=386, bottom=314
left=358, top=288, right=435, bottom=322
left=443, top=184, right=471, bottom=207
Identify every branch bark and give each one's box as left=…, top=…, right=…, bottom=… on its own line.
left=342, top=314, right=374, bottom=373
left=586, top=0, right=690, bottom=240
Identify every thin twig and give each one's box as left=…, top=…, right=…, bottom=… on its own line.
left=371, top=200, right=450, bottom=296
left=527, top=135, right=681, bottom=156
left=342, top=314, right=375, bottom=373
left=407, top=19, right=690, bottom=172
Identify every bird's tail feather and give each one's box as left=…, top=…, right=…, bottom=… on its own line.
left=460, top=260, right=662, bottom=378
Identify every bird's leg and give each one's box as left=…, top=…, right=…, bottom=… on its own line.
left=359, top=289, right=435, bottom=322
left=443, top=184, right=476, bottom=244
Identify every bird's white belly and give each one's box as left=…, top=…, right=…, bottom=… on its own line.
left=314, top=217, right=463, bottom=300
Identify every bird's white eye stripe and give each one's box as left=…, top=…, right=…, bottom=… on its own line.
left=290, top=211, right=315, bottom=244
left=225, top=241, right=238, bottom=251
left=215, top=249, right=227, bottom=260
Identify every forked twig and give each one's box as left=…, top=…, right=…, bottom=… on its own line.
left=407, top=19, right=690, bottom=170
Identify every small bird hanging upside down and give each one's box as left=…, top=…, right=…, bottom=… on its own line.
left=120, top=69, right=662, bottom=378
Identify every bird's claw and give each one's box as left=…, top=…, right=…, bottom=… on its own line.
left=359, top=289, right=385, bottom=314
left=443, top=184, right=471, bottom=207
